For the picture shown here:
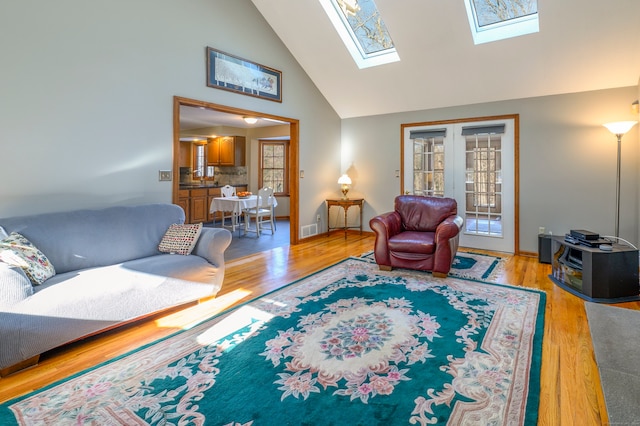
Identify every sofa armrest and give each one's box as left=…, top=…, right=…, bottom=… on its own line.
left=0, top=263, right=33, bottom=307
left=369, top=211, right=402, bottom=266
left=192, top=227, right=232, bottom=267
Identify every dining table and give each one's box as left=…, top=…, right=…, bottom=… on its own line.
left=209, top=195, right=277, bottom=234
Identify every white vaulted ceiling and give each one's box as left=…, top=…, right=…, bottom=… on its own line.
left=251, top=0, right=640, bottom=118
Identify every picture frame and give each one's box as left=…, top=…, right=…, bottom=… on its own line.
left=206, top=47, right=282, bottom=103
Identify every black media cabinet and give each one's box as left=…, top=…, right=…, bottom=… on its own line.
left=549, top=236, right=639, bottom=303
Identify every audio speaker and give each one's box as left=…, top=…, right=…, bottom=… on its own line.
left=538, top=234, right=552, bottom=264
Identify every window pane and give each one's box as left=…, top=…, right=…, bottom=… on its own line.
left=471, top=0, right=537, bottom=27
left=338, top=0, right=394, bottom=55
left=464, top=134, right=503, bottom=237
left=260, top=141, right=288, bottom=195
left=319, top=0, right=399, bottom=68
left=412, top=136, right=444, bottom=197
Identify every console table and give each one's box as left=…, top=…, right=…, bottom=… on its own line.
left=326, top=198, right=364, bottom=239
left=549, top=235, right=639, bottom=303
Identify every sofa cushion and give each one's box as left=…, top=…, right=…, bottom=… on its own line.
left=0, top=232, right=55, bottom=285
left=0, top=262, right=33, bottom=306
left=0, top=204, right=186, bottom=274
left=1, top=255, right=220, bottom=370
left=159, top=223, right=203, bottom=255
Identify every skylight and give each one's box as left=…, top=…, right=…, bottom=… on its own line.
left=464, top=0, right=539, bottom=45
left=319, top=0, right=399, bottom=69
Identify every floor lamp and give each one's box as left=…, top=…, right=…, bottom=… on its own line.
left=602, top=121, right=637, bottom=238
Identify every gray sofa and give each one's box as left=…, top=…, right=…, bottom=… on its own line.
left=0, top=203, right=232, bottom=374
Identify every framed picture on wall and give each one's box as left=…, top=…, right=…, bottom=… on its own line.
left=206, top=47, right=282, bottom=103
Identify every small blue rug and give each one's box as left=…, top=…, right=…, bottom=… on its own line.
left=359, top=251, right=505, bottom=281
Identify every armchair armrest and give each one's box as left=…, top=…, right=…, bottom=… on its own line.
left=433, top=215, right=464, bottom=275
left=435, top=215, right=463, bottom=244
left=369, top=211, right=402, bottom=267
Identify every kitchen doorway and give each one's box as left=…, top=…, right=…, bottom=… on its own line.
left=172, top=96, right=300, bottom=245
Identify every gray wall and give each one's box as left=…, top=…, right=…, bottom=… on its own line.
left=1, top=1, right=638, bottom=252
left=342, top=86, right=640, bottom=253
left=0, top=0, right=341, bottom=238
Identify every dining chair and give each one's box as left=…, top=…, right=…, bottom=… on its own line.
left=243, top=187, right=275, bottom=237
left=220, top=185, right=237, bottom=229
left=221, top=185, right=236, bottom=197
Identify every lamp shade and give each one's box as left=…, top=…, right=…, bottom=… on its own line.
left=603, top=121, right=637, bottom=135
left=338, top=174, right=352, bottom=185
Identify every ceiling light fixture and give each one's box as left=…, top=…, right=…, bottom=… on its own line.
left=243, top=117, right=258, bottom=124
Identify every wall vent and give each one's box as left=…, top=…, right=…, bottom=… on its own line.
left=300, top=224, right=318, bottom=238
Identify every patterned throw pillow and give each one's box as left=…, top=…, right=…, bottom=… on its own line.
left=158, top=223, right=203, bottom=255
left=0, top=232, right=56, bottom=285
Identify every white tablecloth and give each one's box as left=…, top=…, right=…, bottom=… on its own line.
left=210, top=195, right=277, bottom=232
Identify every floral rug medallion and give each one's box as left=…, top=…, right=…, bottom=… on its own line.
left=0, top=258, right=544, bottom=426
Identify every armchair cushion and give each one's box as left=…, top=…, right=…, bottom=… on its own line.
left=396, top=195, right=459, bottom=232
left=388, top=232, right=435, bottom=254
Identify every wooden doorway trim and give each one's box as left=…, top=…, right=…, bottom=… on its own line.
left=400, top=114, right=519, bottom=254
left=173, top=96, right=299, bottom=245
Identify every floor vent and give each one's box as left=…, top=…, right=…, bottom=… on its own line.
left=301, top=224, right=318, bottom=238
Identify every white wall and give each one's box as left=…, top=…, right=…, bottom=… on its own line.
left=0, top=0, right=341, bottom=237
left=342, top=86, right=640, bottom=253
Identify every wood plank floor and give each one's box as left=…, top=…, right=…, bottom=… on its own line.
left=1, top=232, right=638, bottom=425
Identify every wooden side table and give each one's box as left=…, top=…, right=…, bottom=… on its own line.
left=326, top=198, right=364, bottom=239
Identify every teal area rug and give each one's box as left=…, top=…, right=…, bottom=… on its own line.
left=0, top=258, right=544, bottom=425
left=359, top=250, right=506, bottom=281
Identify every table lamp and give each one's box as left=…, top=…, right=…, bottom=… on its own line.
left=338, top=174, right=352, bottom=199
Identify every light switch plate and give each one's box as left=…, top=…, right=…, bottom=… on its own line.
left=159, top=170, right=172, bottom=181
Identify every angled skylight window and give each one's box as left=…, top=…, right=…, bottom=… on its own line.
left=319, top=0, right=399, bottom=69
left=464, top=0, right=539, bottom=45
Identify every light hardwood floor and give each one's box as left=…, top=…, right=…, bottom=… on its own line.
left=1, top=232, right=638, bottom=425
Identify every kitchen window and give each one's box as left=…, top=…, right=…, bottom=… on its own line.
left=259, top=140, right=289, bottom=196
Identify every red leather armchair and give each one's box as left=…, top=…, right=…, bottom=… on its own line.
left=369, top=195, right=463, bottom=277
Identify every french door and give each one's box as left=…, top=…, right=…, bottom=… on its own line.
left=402, top=118, right=516, bottom=253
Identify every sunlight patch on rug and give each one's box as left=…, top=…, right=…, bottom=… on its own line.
left=0, top=258, right=543, bottom=426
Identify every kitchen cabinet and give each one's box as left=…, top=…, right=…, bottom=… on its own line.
left=177, top=189, right=190, bottom=222
left=179, top=142, right=192, bottom=168
left=189, top=189, right=208, bottom=223
left=207, top=136, right=245, bottom=166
